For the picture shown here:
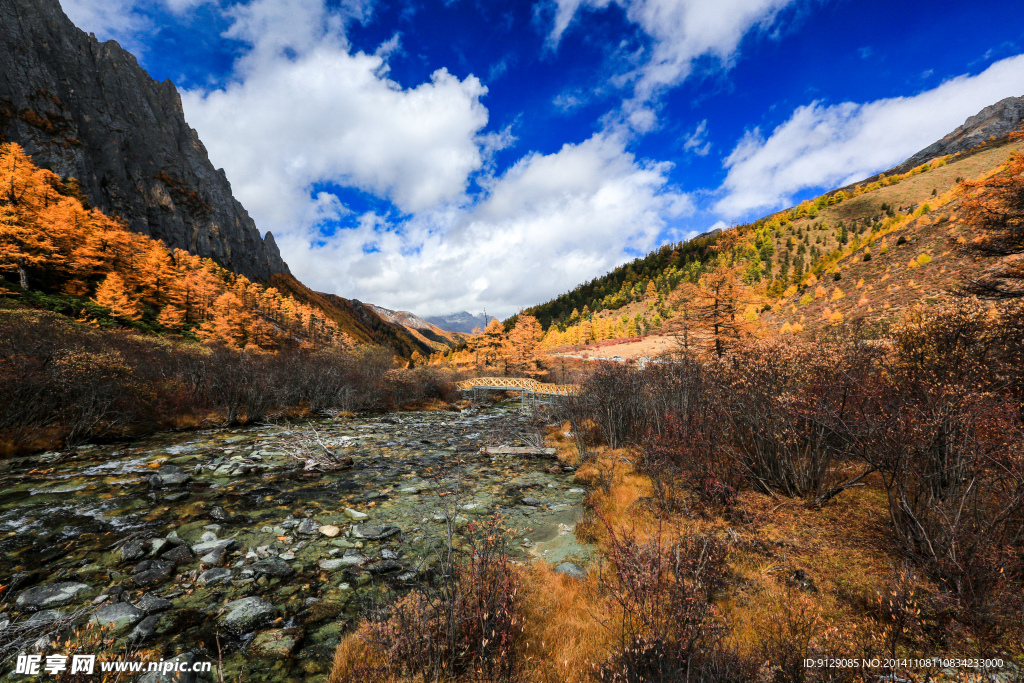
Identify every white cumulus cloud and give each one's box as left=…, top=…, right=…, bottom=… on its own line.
left=279, top=133, right=693, bottom=317
left=714, top=53, right=1024, bottom=218
left=181, top=0, right=489, bottom=223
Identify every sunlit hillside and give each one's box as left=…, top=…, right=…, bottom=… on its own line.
left=519, top=130, right=1024, bottom=355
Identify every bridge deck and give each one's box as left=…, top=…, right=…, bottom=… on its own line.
left=455, top=376, right=579, bottom=396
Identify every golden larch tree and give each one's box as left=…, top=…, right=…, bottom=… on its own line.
left=94, top=272, right=142, bottom=320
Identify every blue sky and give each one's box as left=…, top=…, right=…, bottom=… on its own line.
left=63, top=0, right=1024, bottom=317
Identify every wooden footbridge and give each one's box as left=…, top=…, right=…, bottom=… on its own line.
left=455, top=377, right=579, bottom=405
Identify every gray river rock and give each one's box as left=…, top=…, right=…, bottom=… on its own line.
left=0, top=404, right=593, bottom=682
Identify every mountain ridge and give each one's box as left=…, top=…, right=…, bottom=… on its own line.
left=425, top=311, right=491, bottom=334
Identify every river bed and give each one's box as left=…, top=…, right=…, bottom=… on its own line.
left=0, top=403, right=592, bottom=682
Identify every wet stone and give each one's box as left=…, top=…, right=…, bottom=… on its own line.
left=367, top=559, right=403, bottom=575
left=135, top=593, right=171, bottom=614
left=160, top=544, right=195, bottom=563
left=352, top=524, right=400, bottom=540
left=197, top=567, right=232, bottom=586
left=251, top=557, right=294, bottom=578
left=343, top=508, right=368, bottom=521
left=200, top=546, right=229, bottom=565
left=319, top=524, right=340, bottom=538
left=130, top=614, right=161, bottom=641
left=136, top=652, right=203, bottom=683
left=148, top=538, right=170, bottom=556
left=522, top=496, right=543, bottom=506
left=133, top=563, right=174, bottom=588
left=16, top=582, right=90, bottom=612
left=150, top=465, right=191, bottom=487
left=191, top=538, right=235, bottom=556
left=250, top=628, right=303, bottom=658
left=297, top=518, right=320, bottom=535
left=339, top=549, right=367, bottom=566
left=92, top=602, right=144, bottom=631
left=318, top=558, right=346, bottom=571
left=120, top=540, right=146, bottom=563
left=220, top=597, right=277, bottom=634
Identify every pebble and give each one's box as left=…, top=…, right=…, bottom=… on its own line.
left=344, top=508, right=369, bottom=521
left=319, top=525, right=341, bottom=538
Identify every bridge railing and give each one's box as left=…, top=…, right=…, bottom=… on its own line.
left=455, top=377, right=579, bottom=396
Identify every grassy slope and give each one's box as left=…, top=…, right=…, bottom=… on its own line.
left=766, top=138, right=1023, bottom=336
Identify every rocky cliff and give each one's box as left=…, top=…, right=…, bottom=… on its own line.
left=0, top=0, right=288, bottom=281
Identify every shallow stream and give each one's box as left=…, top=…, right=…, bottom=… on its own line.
left=0, top=404, right=592, bottom=682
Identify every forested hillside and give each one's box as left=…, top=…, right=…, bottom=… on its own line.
left=0, top=142, right=436, bottom=355
left=518, top=128, right=1024, bottom=352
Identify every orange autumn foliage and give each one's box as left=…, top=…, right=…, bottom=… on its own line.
left=0, top=142, right=343, bottom=349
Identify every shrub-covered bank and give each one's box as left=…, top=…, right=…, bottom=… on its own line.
left=0, top=304, right=458, bottom=455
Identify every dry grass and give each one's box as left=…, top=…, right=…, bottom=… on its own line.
left=518, top=563, right=611, bottom=683
left=329, top=421, right=999, bottom=680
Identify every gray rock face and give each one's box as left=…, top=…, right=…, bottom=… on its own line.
left=91, top=602, right=145, bottom=631
left=894, top=97, right=1024, bottom=174
left=219, top=597, right=276, bottom=634
left=16, top=582, right=89, bottom=611
left=0, top=0, right=289, bottom=282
